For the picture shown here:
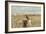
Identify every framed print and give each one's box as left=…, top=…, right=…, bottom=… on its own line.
left=5, top=1, right=45, bottom=33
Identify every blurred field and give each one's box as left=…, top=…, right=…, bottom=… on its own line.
left=11, top=14, right=41, bottom=28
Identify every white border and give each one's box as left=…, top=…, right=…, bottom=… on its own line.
left=8, top=2, right=43, bottom=32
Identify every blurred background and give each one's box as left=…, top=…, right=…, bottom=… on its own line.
left=0, top=0, right=46, bottom=34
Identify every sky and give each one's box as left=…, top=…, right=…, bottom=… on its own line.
left=11, top=6, right=41, bottom=15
